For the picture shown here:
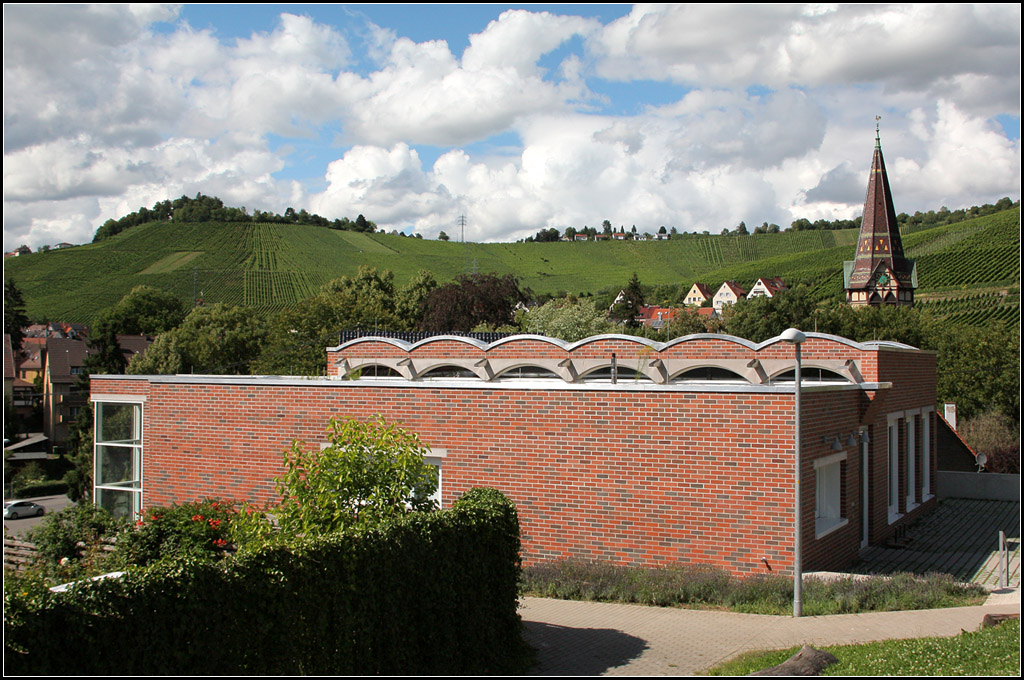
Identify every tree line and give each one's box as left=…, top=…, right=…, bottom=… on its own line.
left=92, top=193, right=379, bottom=243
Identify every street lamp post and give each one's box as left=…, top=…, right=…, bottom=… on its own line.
left=780, top=328, right=806, bottom=618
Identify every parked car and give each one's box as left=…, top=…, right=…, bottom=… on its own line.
left=3, top=500, right=45, bottom=519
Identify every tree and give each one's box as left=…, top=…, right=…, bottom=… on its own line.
left=722, top=286, right=817, bottom=342
left=100, top=285, right=186, bottom=335
left=665, top=308, right=709, bottom=337
left=395, top=269, right=437, bottom=329
left=275, top=417, right=438, bottom=535
left=419, top=273, right=524, bottom=333
left=520, top=298, right=614, bottom=341
left=438, top=231, right=450, bottom=241
left=129, top=304, right=266, bottom=375
left=4, top=278, right=30, bottom=350
left=610, top=273, right=645, bottom=328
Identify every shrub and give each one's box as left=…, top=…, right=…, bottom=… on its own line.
left=111, top=499, right=236, bottom=568
left=4, top=487, right=524, bottom=675
left=958, top=410, right=1020, bottom=473
left=23, top=503, right=126, bottom=582
left=275, top=416, right=438, bottom=535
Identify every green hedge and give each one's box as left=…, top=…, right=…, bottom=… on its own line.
left=10, top=479, right=69, bottom=499
left=4, top=487, right=523, bottom=675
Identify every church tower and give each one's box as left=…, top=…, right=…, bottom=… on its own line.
left=843, top=124, right=917, bottom=307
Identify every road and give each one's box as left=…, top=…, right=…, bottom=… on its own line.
left=3, top=494, right=74, bottom=537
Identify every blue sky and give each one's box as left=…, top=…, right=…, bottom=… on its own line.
left=4, top=4, right=1020, bottom=249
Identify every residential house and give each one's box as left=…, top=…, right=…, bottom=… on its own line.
left=635, top=305, right=680, bottom=331
left=683, top=282, right=713, bottom=307
left=92, top=330, right=938, bottom=577
left=44, top=335, right=152, bottom=447
left=747, top=277, right=788, bottom=299
left=713, top=281, right=747, bottom=313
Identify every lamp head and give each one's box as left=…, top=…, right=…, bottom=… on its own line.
left=780, top=328, right=806, bottom=344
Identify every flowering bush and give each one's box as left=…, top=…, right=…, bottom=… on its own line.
left=112, top=499, right=238, bottom=568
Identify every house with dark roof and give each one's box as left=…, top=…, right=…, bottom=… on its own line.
left=43, top=335, right=153, bottom=447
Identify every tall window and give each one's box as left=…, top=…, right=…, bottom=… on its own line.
left=887, top=415, right=902, bottom=523
left=93, top=400, right=143, bottom=519
left=921, top=410, right=932, bottom=498
left=814, top=452, right=847, bottom=537
left=906, top=412, right=917, bottom=511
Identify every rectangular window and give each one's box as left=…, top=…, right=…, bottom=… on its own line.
left=93, top=399, right=144, bottom=519
left=906, top=411, right=918, bottom=511
left=815, top=452, right=848, bottom=538
left=887, top=415, right=902, bottom=523
left=921, top=410, right=932, bottom=499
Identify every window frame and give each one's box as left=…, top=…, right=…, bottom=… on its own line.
left=887, top=413, right=903, bottom=524
left=814, top=451, right=848, bottom=538
left=92, top=395, right=146, bottom=520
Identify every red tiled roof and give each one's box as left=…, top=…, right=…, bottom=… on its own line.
left=720, top=280, right=747, bottom=297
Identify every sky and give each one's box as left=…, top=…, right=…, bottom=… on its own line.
left=3, top=4, right=1020, bottom=250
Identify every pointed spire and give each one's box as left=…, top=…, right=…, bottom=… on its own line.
left=844, top=123, right=916, bottom=306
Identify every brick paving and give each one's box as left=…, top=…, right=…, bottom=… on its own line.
left=852, top=498, right=1020, bottom=588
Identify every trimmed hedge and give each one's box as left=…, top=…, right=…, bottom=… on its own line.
left=4, top=487, right=523, bottom=675
left=10, top=479, right=69, bottom=499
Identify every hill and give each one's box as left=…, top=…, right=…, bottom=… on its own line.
left=4, top=208, right=1019, bottom=326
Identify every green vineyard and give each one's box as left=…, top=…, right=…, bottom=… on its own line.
left=5, top=207, right=1019, bottom=326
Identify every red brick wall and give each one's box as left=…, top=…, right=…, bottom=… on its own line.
left=93, top=335, right=937, bottom=577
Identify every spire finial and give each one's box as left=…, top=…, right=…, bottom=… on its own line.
left=875, top=115, right=881, bottom=147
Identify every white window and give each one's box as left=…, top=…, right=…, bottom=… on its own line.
left=93, top=398, right=144, bottom=519
left=921, top=409, right=932, bottom=499
left=423, top=455, right=443, bottom=508
left=814, top=452, right=848, bottom=538
left=887, top=414, right=902, bottom=523
left=906, top=411, right=918, bottom=511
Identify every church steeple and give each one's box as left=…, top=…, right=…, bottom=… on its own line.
left=843, top=122, right=917, bottom=307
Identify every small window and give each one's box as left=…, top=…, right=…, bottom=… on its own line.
left=418, top=365, right=478, bottom=380
left=494, top=365, right=560, bottom=380
left=355, top=364, right=402, bottom=378
left=673, top=366, right=747, bottom=383
left=771, top=368, right=851, bottom=384
left=580, top=366, right=653, bottom=383
left=814, top=453, right=847, bottom=537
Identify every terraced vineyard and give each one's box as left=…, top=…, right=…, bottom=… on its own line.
left=5, top=207, right=1019, bottom=325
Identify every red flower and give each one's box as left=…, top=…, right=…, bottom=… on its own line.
left=212, top=538, right=227, bottom=547
left=192, top=514, right=204, bottom=522
left=208, top=519, right=221, bottom=528
left=136, top=520, right=144, bottom=526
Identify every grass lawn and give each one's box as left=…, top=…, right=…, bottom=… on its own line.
left=704, top=618, right=1020, bottom=676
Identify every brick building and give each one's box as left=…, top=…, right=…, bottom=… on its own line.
left=91, top=331, right=937, bottom=576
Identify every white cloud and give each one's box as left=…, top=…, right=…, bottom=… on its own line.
left=2, top=5, right=1020, bottom=252
left=591, top=3, right=1021, bottom=112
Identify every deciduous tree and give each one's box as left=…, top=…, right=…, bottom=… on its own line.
left=420, top=273, right=524, bottom=333
left=275, top=417, right=438, bottom=535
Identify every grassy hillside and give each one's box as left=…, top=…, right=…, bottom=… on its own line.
left=4, top=208, right=1019, bottom=325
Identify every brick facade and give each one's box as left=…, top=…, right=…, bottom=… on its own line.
left=91, top=332, right=937, bottom=576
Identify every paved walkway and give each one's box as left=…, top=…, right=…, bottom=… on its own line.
left=522, top=497, right=1021, bottom=675
left=521, top=590, right=1020, bottom=675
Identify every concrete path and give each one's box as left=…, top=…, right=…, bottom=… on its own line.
left=520, top=590, right=1020, bottom=675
